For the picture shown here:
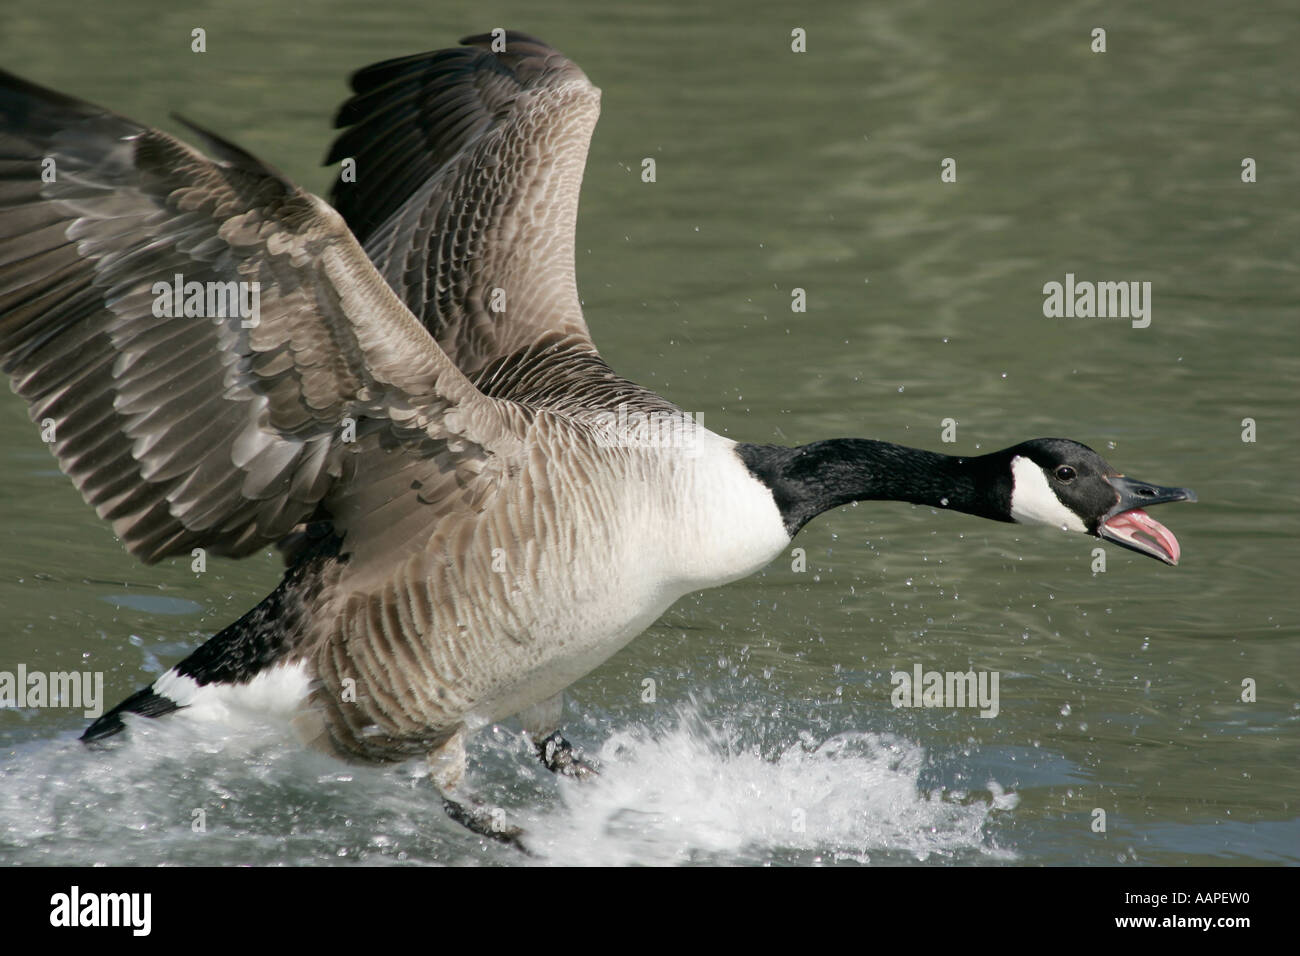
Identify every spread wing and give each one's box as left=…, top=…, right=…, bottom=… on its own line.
left=326, top=32, right=650, bottom=397
left=0, top=68, right=519, bottom=565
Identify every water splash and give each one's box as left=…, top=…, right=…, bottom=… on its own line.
left=0, top=703, right=1016, bottom=866
left=521, top=706, right=1017, bottom=865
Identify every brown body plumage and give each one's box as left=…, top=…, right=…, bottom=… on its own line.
left=0, top=34, right=792, bottom=775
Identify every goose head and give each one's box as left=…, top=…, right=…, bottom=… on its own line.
left=736, top=435, right=1196, bottom=565
left=1001, top=438, right=1196, bottom=565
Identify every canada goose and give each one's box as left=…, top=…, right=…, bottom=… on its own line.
left=0, top=32, right=1194, bottom=845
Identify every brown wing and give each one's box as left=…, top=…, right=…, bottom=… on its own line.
left=327, top=32, right=607, bottom=375
left=0, top=68, right=519, bottom=565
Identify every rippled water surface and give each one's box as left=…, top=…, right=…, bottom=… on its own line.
left=1, top=0, right=1296, bottom=865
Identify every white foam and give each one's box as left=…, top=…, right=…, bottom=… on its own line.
left=517, top=708, right=1018, bottom=864
left=1, top=699, right=1016, bottom=865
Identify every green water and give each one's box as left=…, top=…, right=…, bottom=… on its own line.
left=0, top=0, right=1296, bottom=865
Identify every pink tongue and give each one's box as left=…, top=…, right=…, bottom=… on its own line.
left=1107, top=508, right=1181, bottom=564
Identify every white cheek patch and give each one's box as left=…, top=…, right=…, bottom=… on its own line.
left=1009, top=456, right=1087, bottom=532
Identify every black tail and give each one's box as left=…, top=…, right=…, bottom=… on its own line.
left=81, top=687, right=183, bottom=742
left=82, top=528, right=343, bottom=743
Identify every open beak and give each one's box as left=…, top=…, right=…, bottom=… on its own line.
left=1097, top=475, right=1197, bottom=566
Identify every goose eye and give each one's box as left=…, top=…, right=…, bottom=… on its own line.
left=1054, top=465, right=1076, bottom=482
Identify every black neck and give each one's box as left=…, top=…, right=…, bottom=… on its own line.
left=736, top=439, right=1014, bottom=535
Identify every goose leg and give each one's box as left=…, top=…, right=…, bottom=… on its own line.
left=428, top=729, right=529, bottom=852
left=537, top=731, right=598, bottom=778
left=519, top=693, right=598, bottom=779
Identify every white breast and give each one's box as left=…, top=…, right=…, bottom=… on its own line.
left=659, top=429, right=792, bottom=589
left=466, top=426, right=791, bottom=725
